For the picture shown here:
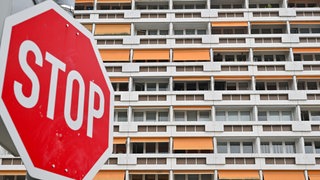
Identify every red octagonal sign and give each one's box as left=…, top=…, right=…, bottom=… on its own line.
left=0, top=1, right=114, bottom=180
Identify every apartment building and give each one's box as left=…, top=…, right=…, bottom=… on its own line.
left=1, top=0, right=320, bottom=179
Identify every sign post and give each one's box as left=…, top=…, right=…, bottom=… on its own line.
left=0, top=1, right=114, bottom=179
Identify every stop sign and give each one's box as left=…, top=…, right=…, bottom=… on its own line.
left=0, top=1, right=114, bottom=180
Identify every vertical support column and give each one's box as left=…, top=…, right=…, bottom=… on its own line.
left=253, top=105, right=258, bottom=121
left=213, top=136, right=218, bottom=153
left=296, top=105, right=301, bottom=121
left=169, top=170, right=173, bottom=180
left=170, top=48, right=173, bottom=62
left=92, top=23, right=96, bottom=35
left=126, top=137, right=130, bottom=155
left=247, top=22, right=251, bottom=35
left=207, top=22, right=212, bottom=35
left=169, top=105, right=174, bottom=122
left=128, top=106, right=132, bottom=122
left=93, top=0, right=97, bottom=10
left=211, top=105, right=215, bottom=121
left=214, top=170, right=218, bottom=180
left=169, top=0, right=173, bottom=10
left=259, top=170, right=263, bottom=180
left=130, top=49, right=134, bottom=63
left=251, top=75, right=255, bottom=91
left=169, top=137, right=173, bottom=154
left=128, top=77, right=133, bottom=92
left=298, top=137, right=305, bottom=154
left=249, top=48, right=253, bottom=62
left=244, top=0, right=249, bottom=9
left=283, top=0, right=288, bottom=8
left=169, top=77, right=173, bottom=92
left=169, top=22, right=174, bottom=36
left=210, top=48, right=214, bottom=62
left=125, top=170, right=129, bottom=180
left=304, top=170, right=308, bottom=180
left=292, top=75, right=297, bottom=91
left=131, top=23, right=135, bottom=36
left=211, top=76, right=215, bottom=92
left=256, top=137, right=261, bottom=154
left=286, top=21, right=291, bottom=34
left=131, top=0, right=135, bottom=10
left=207, top=0, right=210, bottom=9
left=289, top=48, right=294, bottom=62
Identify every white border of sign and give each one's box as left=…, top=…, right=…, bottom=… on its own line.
left=0, top=1, right=114, bottom=179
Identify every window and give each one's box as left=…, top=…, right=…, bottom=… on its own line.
left=146, top=111, right=157, bottom=121
left=112, top=83, right=129, bottom=91
left=159, top=142, right=169, bottom=153
left=134, top=112, right=144, bottom=122
left=300, top=28, right=309, bottom=33
left=285, top=142, right=296, bottom=153
left=272, top=142, right=283, bottom=153
left=217, top=142, right=228, bottom=153
left=135, top=82, right=145, bottom=91
left=132, top=142, right=169, bottom=154
left=243, top=142, right=253, bottom=153
left=186, top=29, right=195, bottom=35
left=216, top=111, right=226, bottom=121
left=315, top=142, right=320, bottom=153
left=148, top=30, right=158, bottom=35
left=230, top=142, right=241, bottom=153
left=282, top=111, right=292, bottom=121
left=228, top=111, right=238, bottom=121
left=132, top=174, right=169, bottom=180
left=216, top=111, right=252, bottom=121
left=175, top=112, right=185, bottom=121
left=308, top=82, right=317, bottom=90
left=276, top=55, right=286, bottom=61
left=187, top=111, right=197, bottom=121
left=258, top=111, right=267, bottom=121
left=134, top=82, right=169, bottom=91
left=258, top=111, right=292, bottom=121
left=304, top=141, right=320, bottom=154
left=115, top=111, right=128, bottom=122
left=147, top=83, right=157, bottom=91
left=199, top=111, right=210, bottom=121
left=269, top=111, right=280, bottom=121
left=301, top=111, right=310, bottom=121
left=197, top=29, right=206, bottom=35
left=218, top=142, right=253, bottom=153
left=305, top=142, right=313, bottom=154
left=254, top=54, right=287, bottom=62
left=159, top=83, right=168, bottom=91
left=175, top=111, right=211, bottom=121
left=311, top=111, right=320, bottom=121
left=256, top=82, right=265, bottom=90
left=214, top=81, right=250, bottom=90
left=256, top=81, right=290, bottom=90
left=146, top=143, right=156, bottom=153
left=213, top=53, right=248, bottom=62
left=133, top=143, right=144, bottom=153
left=160, top=30, right=169, bottom=35
left=174, top=30, right=183, bottom=35
left=134, top=111, right=169, bottom=122
left=174, top=81, right=210, bottom=91
left=159, top=112, right=169, bottom=121
left=240, top=111, right=251, bottom=121
left=266, top=82, right=277, bottom=90
left=174, top=175, right=212, bottom=180
left=261, top=142, right=270, bottom=153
